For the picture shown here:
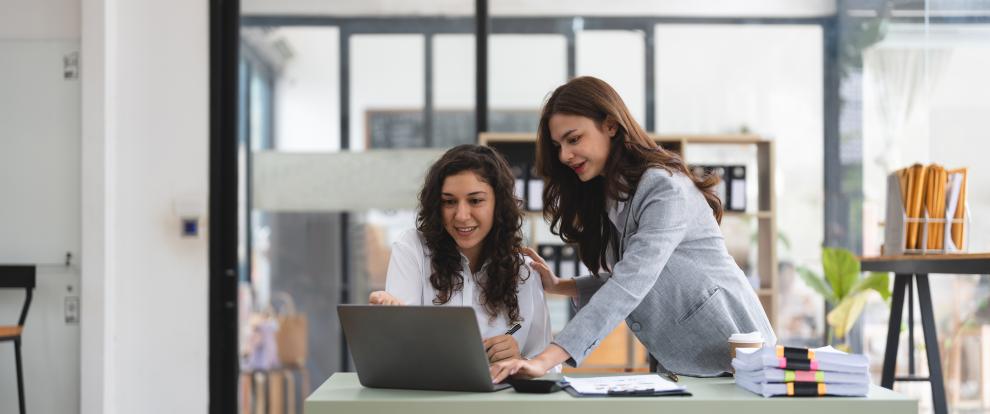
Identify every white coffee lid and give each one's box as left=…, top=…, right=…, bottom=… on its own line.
left=729, top=331, right=763, bottom=343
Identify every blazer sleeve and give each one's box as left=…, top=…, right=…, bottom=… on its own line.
left=384, top=230, right=426, bottom=305
left=573, top=273, right=609, bottom=309
left=552, top=171, right=689, bottom=366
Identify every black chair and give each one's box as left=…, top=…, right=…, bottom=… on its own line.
left=0, top=265, right=35, bottom=414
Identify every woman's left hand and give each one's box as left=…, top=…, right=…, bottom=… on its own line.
left=482, top=334, right=521, bottom=363
left=489, top=357, right=549, bottom=383
left=368, top=290, right=404, bottom=305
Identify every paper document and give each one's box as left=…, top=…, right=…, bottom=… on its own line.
left=563, top=374, right=685, bottom=395
left=944, top=172, right=963, bottom=251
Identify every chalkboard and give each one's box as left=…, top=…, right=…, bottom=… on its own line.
left=365, top=110, right=424, bottom=149
left=366, top=109, right=540, bottom=149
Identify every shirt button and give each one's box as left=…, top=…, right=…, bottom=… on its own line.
left=630, top=322, right=642, bottom=332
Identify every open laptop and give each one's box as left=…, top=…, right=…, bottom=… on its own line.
left=337, top=304, right=511, bottom=392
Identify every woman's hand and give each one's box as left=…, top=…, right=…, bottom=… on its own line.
left=490, top=343, right=571, bottom=383
left=482, top=335, right=521, bottom=363
left=368, top=291, right=403, bottom=305
left=521, top=247, right=578, bottom=297
left=521, top=247, right=560, bottom=292
left=489, top=357, right=550, bottom=383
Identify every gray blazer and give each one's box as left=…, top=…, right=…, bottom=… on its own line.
left=553, top=168, right=776, bottom=376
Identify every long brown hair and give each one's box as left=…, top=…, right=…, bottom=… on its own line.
left=536, top=76, right=723, bottom=276
left=417, top=144, right=527, bottom=322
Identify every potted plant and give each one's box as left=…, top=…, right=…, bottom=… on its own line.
left=797, top=247, right=891, bottom=351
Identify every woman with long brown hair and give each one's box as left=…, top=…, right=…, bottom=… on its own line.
left=368, top=144, right=552, bottom=364
left=491, top=76, right=775, bottom=381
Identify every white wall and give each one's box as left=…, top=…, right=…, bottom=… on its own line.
left=273, top=27, right=341, bottom=152
left=863, top=24, right=990, bottom=254
left=576, top=30, right=646, bottom=125
left=81, top=0, right=209, bottom=413
left=350, top=34, right=425, bottom=151
left=655, top=24, right=825, bottom=269
left=0, top=1, right=83, bottom=412
left=0, top=0, right=79, bottom=39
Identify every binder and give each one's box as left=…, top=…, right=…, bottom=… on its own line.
left=527, top=164, right=544, bottom=212
left=511, top=165, right=526, bottom=205
left=563, top=386, right=691, bottom=398
left=538, top=244, right=560, bottom=278
left=949, top=168, right=967, bottom=248
left=558, top=245, right=578, bottom=279
left=690, top=165, right=746, bottom=212
left=728, top=166, right=746, bottom=212
left=883, top=164, right=968, bottom=255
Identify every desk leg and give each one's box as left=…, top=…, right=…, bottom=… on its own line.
left=908, top=276, right=915, bottom=376
left=917, top=274, right=948, bottom=414
left=882, top=274, right=910, bottom=389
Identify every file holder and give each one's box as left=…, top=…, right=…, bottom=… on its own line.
left=883, top=173, right=970, bottom=255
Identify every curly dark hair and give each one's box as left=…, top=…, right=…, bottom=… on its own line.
left=536, top=76, right=723, bottom=276
left=417, top=144, right=528, bottom=323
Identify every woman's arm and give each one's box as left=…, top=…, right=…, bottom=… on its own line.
left=489, top=343, right=571, bottom=383
left=382, top=231, right=427, bottom=305
left=520, top=247, right=578, bottom=297
left=553, top=171, right=690, bottom=367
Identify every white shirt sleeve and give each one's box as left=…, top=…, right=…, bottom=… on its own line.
left=520, top=257, right=553, bottom=359
left=384, top=230, right=426, bottom=305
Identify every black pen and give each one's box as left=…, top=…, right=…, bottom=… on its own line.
left=505, top=323, right=521, bottom=335
left=664, top=372, right=679, bottom=383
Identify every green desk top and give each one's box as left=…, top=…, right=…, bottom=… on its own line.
left=306, top=373, right=916, bottom=414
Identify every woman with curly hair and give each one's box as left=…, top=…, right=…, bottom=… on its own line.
left=368, top=144, right=552, bottom=364
left=490, top=76, right=775, bottom=382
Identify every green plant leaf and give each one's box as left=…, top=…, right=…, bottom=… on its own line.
left=847, top=271, right=891, bottom=302
left=796, top=266, right=838, bottom=306
left=822, top=247, right=860, bottom=300
left=826, top=290, right=871, bottom=339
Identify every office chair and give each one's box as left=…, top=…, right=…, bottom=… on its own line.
left=1, top=265, right=35, bottom=414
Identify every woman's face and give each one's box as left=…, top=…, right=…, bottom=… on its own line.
left=441, top=170, right=495, bottom=260
left=548, top=114, right=615, bottom=182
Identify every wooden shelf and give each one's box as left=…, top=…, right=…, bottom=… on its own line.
left=480, top=132, right=771, bottom=145
left=723, top=210, right=773, bottom=220
left=478, top=132, right=535, bottom=144
left=651, top=134, right=769, bottom=145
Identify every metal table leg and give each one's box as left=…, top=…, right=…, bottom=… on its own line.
left=916, top=274, right=948, bottom=414
left=881, top=274, right=909, bottom=389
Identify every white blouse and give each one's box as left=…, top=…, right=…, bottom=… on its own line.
left=385, top=229, right=553, bottom=359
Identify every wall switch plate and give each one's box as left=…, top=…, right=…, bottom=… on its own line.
left=65, top=296, right=79, bottom=324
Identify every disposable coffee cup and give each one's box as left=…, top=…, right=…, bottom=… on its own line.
left=728, top=331, right=764, bottom=359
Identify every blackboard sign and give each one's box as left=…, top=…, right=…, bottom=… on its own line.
left=366, top=109, right=540, bottom=149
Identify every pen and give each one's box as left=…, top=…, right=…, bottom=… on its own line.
left=664, top=372, right=679, bottom=383
left=505, top=323, right=521, bottom=335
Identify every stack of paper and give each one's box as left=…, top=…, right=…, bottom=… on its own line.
left=733, top=345, right=870, bottom=397
left=893, top=164, right=968, bottom=251
left=562, top=374, right=687, bottom=396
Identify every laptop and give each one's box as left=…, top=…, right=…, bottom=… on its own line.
left=337, top=304, right=511, bottom=392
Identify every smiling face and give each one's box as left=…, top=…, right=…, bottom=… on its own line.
left=441, top=170, right=495, bottom=264
left=548, top=114, right=616, bottom=182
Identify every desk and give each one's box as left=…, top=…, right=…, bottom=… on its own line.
left=306, top=373, right=914, bottom=414
left=861, top=253, right=990, bottom=414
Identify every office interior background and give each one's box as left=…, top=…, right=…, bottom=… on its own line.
left=0, top=0, right=989, bottom=413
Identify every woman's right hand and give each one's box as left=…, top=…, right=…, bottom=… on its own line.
left=368, top=291, right=404, bottom=306
left=520, top=247, right=562, bottom=294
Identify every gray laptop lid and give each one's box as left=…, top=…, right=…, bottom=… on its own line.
left=338, top=305, right=510, bottom=392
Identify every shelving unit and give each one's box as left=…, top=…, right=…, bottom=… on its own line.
left=480, top=132, right=777, bottom=372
